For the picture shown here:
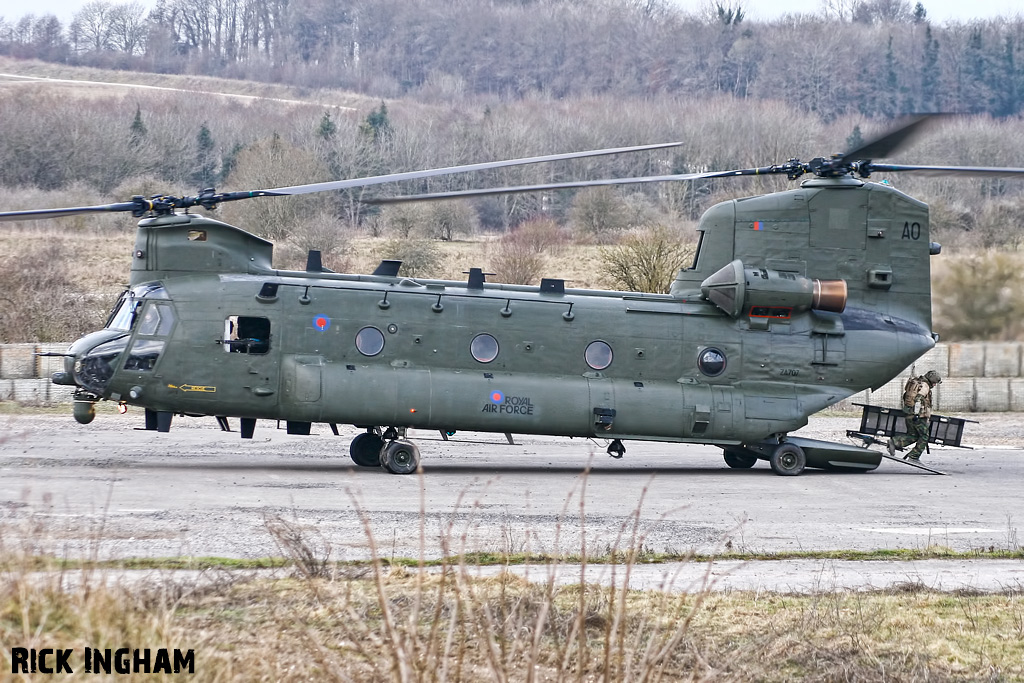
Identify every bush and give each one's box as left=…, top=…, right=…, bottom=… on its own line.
left=423, top=200, right=478, bottom=241
left=276, top=211, right=353, bottom=272
left=599, top=225, right=696, bottom=294
left=377, top=238, right=442, bottom=278
left=510, top=217, right=569, bottom=255
left=569, top=187, right=633, bottom=242
left=380, top=203, right=427, bottom=239
left=491, top=237, right=544, bottom=285
left=932, top=250, right=1024, bottom=341
left=489, top=218, right=570, bottom=285
left=0, top=240, right=108, bottom=342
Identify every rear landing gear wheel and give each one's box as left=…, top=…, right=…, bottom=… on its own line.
left=770, top=443, right=806, bottom=476
left=381, top=440, right=420, bottom=475
left=723, top=448, right=757, bottom=469
left=350, top=432, right=384, bottom=467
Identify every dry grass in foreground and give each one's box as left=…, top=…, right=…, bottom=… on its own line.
left=3, top=491, right=1023, bottom=683
left=2, top=562, right=1024, bottom=682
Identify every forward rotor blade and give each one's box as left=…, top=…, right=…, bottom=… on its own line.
left=0, top=141, right=683, bottom=221
left=866, top=163, right=1024, bottom=178
left=363, top=173, right=709, bottom=204
left=0, top=202, right=138, bottom=222
left=363, top=166, right=786, bottom=204
left=839, top=114, right=941, bottom=163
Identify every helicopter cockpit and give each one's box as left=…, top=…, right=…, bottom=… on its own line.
left=54, top=282, right=176, bottom=419
left=106, top=282, right=171, bottom=331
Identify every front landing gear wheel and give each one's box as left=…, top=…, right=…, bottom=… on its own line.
left=381, top=440, right=420, bottom=474
left=723, top=448, right=757, bottom=469
left=350, top=432, right=384, bottom=467
left=770, top=443, right=806, bottom=476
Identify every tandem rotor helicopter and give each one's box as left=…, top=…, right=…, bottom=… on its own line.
left=2, top=116, right=1019, bottom=475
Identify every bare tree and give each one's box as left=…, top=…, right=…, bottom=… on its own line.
left=219, top=135, right=329, bottom=241
left=108, top=2, right=148, bottom=55
left=820, top=0, right=856, bottom=20
left=852, top=0, right=913, bottom=23
left=70, top=1, right=115, bottom=53
left=569, top=187, right=634, bottom=242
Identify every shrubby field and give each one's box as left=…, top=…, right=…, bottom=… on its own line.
left=0, top=58, right=1022, bottom=342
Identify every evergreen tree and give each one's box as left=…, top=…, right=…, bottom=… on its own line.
left=966, top=27, right=988, bottom=114
left=996, top=35, right=1019, bottom=117
left=716, top=3, right=743, bottom=26
left=883, top=35, right=899, bottom=117
left=129, top=105, right=147, bottom=147
left=317, top=111, right=337, bottom=140
left=912, top=2, right=926, bottom=23
left=193, top=123, right=217, bottom=189
left=921, top=25, right=939, bottom=112
left=845, top=125, right=864, bottom=152
left=221, top=142, right=244, bottom=183
left=360, top=102, right=392, bottom=143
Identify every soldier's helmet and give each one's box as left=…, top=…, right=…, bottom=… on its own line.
left=924, top=370, right=942, bottom=385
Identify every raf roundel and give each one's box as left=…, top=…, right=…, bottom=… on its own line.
left=490, top=391, right=504, bottom=404
left=313, top=315, right=331, bottom=331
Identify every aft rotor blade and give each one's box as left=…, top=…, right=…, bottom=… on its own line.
left=0, top=202, right=138, bottom=222
left=259, top=141, right=685, bottom=196
left=839, top=114, right=940, bottom=163
left=363, top=165, right=788, bottom=204
left=866, top=163, right=1024, bottom=178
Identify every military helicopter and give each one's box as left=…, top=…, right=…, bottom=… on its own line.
left=2, top=116, right=1020, bottom=475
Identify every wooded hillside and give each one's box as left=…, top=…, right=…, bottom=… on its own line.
left=3, top=0, right=1024, bottom=120
left=2, top=0, right=1024, bottom=343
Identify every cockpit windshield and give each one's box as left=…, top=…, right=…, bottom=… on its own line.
left=106, top=294, right=141, bottom=330
left=104, top=283, right=169, bottom=331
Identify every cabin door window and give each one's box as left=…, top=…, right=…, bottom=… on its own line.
left=224, top=316, right=271, bottom=354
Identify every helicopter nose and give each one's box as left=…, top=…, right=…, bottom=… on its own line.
left=63, top=329, right=131, bottom=396
left=52, top=370, right=77, bottom=386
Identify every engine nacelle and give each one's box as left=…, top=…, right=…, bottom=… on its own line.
left=700, top=259, right=847, bottom=319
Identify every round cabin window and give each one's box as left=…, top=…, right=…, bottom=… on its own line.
left=698, top=347, right=727, bottom=376
left=585, top=340, right=614, bottom=370
left=470, top=333, right=499, bottom=363
left=355, top=326, right=385, bottom=357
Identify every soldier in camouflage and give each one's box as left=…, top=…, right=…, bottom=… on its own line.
left=888, top=370, right=942, bottom=461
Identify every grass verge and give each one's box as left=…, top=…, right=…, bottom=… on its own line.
left=3, top=545, right=1023, bottom=575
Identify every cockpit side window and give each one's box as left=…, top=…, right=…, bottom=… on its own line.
left=223, top=316, right=271, bottom=354
left=688, top=231, right=705, bottom=270
left=124, top=340, right=166, bottom=372
left=123, top=303, right=176, bottom=373
left=137, top=303, right=176, bottom=337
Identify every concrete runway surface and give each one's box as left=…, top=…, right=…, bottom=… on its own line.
left=2, top=411, right=1022, bottom=592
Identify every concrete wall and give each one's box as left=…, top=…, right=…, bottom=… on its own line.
left=3, top=342, right=1023, bottom=411
left=0, top=344, right=77, bottom=405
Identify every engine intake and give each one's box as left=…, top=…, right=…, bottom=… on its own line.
left=701, top=260, right=847, bottom=318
